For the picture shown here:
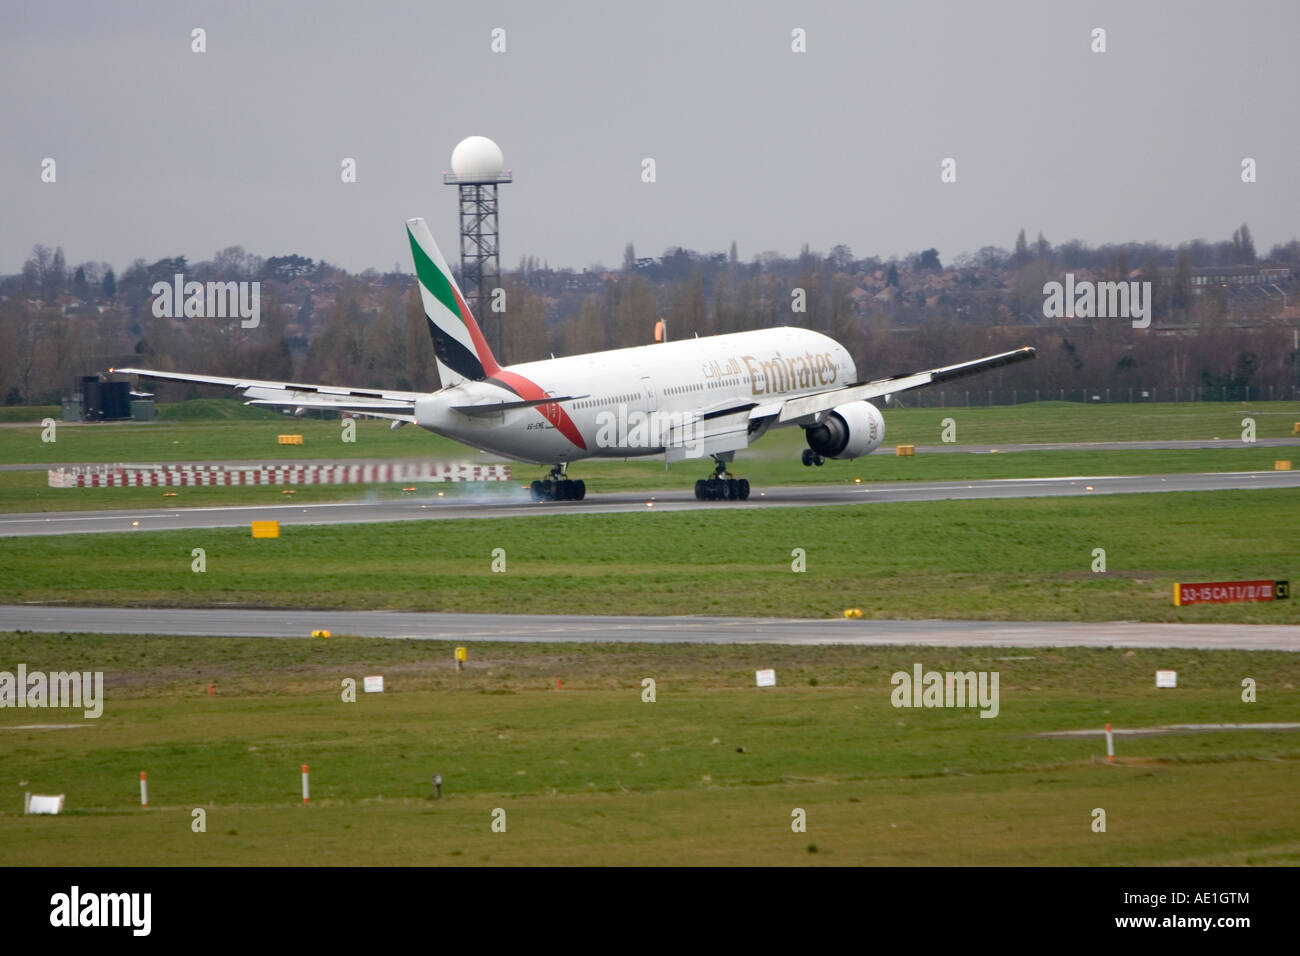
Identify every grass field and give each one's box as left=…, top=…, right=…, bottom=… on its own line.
left=4, top=399, right=1296, bottom=468
left=1, top=634, right=1295, bottom=865
left=1, top=491, right=1295, bottom=623
left=3, top=397, right=1298, bottom=514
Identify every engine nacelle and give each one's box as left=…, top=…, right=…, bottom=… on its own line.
left=805, top=401, right=885, bottom=460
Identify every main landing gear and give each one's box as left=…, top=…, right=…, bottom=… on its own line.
left=530, top=464, right=585, bottom=502
left=801, top=449, right=826, bottom=467
left=694, top=455, right=750, bottom=501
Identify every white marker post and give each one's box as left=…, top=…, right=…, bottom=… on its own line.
left=140, top=771, right=148, bottom=809
left=1104, top=724, right=1115, bottom=764
left=302, top=764, right=310, bottom=804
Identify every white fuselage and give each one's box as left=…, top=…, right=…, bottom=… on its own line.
left=413, top=327, right=856, bottom=464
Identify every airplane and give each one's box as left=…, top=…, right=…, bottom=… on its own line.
left=114, top=218, right=1036, bottom=502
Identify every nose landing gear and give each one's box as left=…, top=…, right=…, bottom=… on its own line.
left=801, top=449, right=825, bottom=467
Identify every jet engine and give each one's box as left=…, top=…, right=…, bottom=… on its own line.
left=804, top=401, right=885, bottom=460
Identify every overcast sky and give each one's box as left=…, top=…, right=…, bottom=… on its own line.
left=3, top=0, right=1297, bottom=275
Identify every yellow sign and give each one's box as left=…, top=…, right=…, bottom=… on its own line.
left=1275, top=460, right=1292, bottom=471
left=278, top=434, right=304, bottom=445
left=311, top=629, right=330, bottom=638
left=455, top=646, right=467, bottom=662
left=895, top=445, right=914, bottom=457
left=251, top=520, right=280, bottom=538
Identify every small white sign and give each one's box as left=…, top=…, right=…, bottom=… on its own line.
left=1155, top=670, right=1177, bottom=688
left=25, top=793, right=64, bottom=815
left=363, top=675, right=384, bottom=693
left=755, top=669, right=776, bottom=688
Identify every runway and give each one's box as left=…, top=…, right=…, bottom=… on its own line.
left=1, top=468, right=1297, bottom=536
left=1, top=605, right=1295, bottom=650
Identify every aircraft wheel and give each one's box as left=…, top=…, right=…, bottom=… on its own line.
left=573, top=479, right=586, bottom=501
left=738, top=478, right=750, bottom=500
left=813, top=454, right=825, bottom=466
left=530, top=480, right=544, bottom=501
left=801, top=449, right=815, bottom=466
left=726, top=478, right=739, bottom=500
left=694, top=479, right=705, bottom=500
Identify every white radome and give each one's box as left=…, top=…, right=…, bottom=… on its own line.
left=450, top=136, right=505, bottom=181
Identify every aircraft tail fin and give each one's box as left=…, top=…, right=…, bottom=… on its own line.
left=406, top=217, right=501, bottom=386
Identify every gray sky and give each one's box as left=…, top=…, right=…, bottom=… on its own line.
left=3, top=0, right=1297, bottom=275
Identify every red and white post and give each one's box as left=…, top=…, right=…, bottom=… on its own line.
left=301, top=764, right=310, bottom=804
left=1104, top=724, right=1115, bottom=763
left=140, top=771, right=148, bottom=809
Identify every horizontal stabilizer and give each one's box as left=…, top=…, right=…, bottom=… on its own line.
left=243, top=399, right=416, bottom=416
left=451, top=396, right=585, bottom=416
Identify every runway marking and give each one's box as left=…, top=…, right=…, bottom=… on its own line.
left=0, top=723, right=92, bottom=731
left=1035, top=723, right=1300, bottom=738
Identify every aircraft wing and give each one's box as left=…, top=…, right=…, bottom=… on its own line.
left=663, top=346, right=1035, bottom=461
left=110, top=366, right=423, bottom=422
left=771, top=346, right=1036, bottom=425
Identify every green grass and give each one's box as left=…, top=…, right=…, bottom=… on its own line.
left=0, top=405, right=59, bottom=423
left=1, top=634, right=1296, bottom=865
left=155, top=399, right=283, bottom=421
left=1, top=490, right=1295, bottom=623
left=3, top=400, right=1297, bottom=511
left=3, top=399, right=1296, bottom=468
left=1, top=414, right=462, bottom=465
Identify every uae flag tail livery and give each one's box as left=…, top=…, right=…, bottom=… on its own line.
left=406, top=217, right=501, bottom=386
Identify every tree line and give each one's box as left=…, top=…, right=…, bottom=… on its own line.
left=1, top=224, right=1296, bottom=405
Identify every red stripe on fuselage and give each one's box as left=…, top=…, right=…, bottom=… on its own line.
left=490, top=370, right=588, bottom=451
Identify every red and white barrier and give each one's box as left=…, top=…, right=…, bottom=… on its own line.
left=302, top=764, right=310, bottom=805
left=140, top=771, right=148, bottom=809
left=49, top=462, right=511, bottom=488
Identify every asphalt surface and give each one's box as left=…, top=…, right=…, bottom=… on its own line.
left=2, top=469, right=1297, bottom=536
left=1, top=606, right=1296, bottom=649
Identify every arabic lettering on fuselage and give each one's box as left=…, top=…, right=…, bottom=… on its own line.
left=701, top=357, right=744, bottom=380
